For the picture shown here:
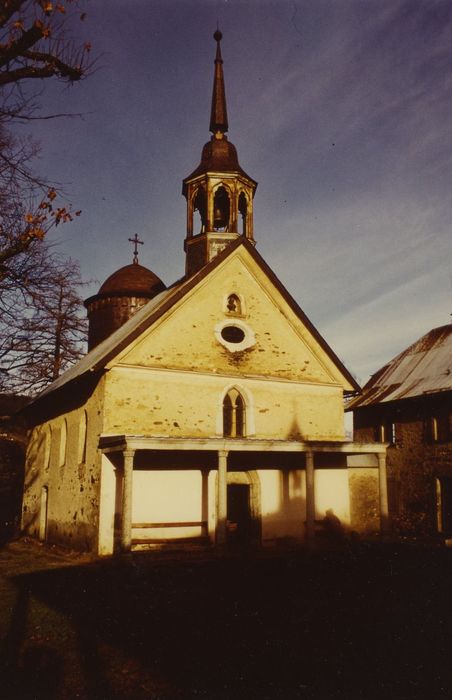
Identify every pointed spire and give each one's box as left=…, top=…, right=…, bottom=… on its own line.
left=209, top=29, right=228, bottom=135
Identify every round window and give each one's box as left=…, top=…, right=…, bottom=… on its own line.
left=215, top=319, right=255, bottom=352
left=221, top=325, right=245, bottom=344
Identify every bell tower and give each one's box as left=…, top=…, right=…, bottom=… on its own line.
left=183, top=30, right=258, bottom=277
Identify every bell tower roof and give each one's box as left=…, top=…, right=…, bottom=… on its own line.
left=183, top=30, right=257, bottom=188
left=209, top=29, right=228, bottom=135
left=182, top=30, right=258, bottom=278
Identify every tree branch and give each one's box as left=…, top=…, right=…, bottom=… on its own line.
left=0, top=23, right=43, bottom=67
left=0, top=53, right=83, bottom=85
left=0, top=0, right=25, bottom=29
left=23, top=48, right=84, bottom=80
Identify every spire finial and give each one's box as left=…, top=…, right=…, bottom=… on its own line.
left=209, top=28, right=228, bottom=135
left=128, top=233, right=143, bottom=265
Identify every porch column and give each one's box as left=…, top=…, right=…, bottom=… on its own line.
left=305, top=450, right=315, bottom=546
left=378, top=452, right=389, bottom=533
left=201, top=469, right=209, bottom=537
left=216, top=450, right=228, bottom=544
left=121, top=449, right=135, bottom=552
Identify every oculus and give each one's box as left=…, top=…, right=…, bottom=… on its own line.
left=221, top=325, right=245, bottom=344
left=215, top=319, right=255, bottom=353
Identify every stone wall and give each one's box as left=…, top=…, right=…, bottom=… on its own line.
left=103, top=367, right=345, bottom=442
left=22, top=377, right=106, bottom=550
left=353, top=394, right=452, bottom=536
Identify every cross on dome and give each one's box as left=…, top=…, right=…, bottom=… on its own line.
left=128, top=234, right=144, bottom=264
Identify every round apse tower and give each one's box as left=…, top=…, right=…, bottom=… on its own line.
left=84, top=260, right=166, bottom=351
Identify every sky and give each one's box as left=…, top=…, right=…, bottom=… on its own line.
left=16, top=0, right=452, bottom=386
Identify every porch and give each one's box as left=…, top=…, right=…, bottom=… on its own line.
left=98, top=436, right=388, bottom=555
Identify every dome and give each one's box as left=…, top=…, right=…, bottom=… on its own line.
left=84, top=263, right=166, bottom=351
left=199, top=137, right=240, bottom=172
left=184, top=135, right=255, bottom=184
left=98, top=263, right=165, bottom=298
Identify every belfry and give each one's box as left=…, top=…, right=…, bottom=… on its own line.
left=183, top=30, right=257, bottom=277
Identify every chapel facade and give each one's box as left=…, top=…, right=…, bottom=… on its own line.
left=22, top=32, right=388, bottom=555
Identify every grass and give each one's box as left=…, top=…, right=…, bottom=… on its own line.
left=1, top=538, right=452, bottom=699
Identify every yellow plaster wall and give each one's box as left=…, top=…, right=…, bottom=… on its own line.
left=315, top=470, right=351, bottom=525
left=258, top=468, right=351, bottom=543
left=259, top=469, right=306, bottom=541
left=117, top=251, right=351, bottom=389
left=22, top=378, right=105, bottom=550
left=102, top=367, right=345, bottom=440
left=98, top=453, right=117, bottom=555
left=131, top=470, right=206, bottom=541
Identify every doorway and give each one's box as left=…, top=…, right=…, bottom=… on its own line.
left=227, top=483, right=251, bottom=545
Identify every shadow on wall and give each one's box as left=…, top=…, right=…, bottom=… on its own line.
left=3, top=547, right=452, bottom=699
left=19, top=429, right=47, bottom=542
left=286, top=412, right=305, bottom=441
left=321, top=508, right=346, bottom=543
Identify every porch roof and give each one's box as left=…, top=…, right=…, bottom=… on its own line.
left=99, top=434, right=386, bottom=455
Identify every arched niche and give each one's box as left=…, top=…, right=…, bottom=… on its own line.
left=59, top=419, right=67, bottom=468
left=226, top=293, right=242, bottom=315
left=78, top=410, right=88, bottom=465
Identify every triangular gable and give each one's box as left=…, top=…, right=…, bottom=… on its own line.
left=34, top=237, right=360, bottom=403
left=111, top=241, right=359, bottom=391
left=242, top=241, right=360, bottom=391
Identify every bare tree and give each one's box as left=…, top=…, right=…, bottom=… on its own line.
left=0, top=127, right=86, bottom=395
left=0, top=1, right=90, bottom=269
left=0, top=244, right=88, bottom=394
left=0, top=121, right=81, bottom=282
left=0, top=1, right=92, bottom=395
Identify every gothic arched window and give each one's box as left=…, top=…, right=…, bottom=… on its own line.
left=223, top=389, right=245, bottom=438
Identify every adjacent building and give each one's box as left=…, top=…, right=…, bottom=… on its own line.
left=349, top=323, right=452, bottom=538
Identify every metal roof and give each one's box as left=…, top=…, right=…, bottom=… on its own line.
left=348, top=323, right=452, bottom=409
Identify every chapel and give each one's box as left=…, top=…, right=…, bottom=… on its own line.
left=22, top=32, right=387, bottom=555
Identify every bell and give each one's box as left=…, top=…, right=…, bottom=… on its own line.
left=214, top=207, right=227, bottom=229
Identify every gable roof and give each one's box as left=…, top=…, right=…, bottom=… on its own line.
left=348, top=323, right=452, bottom=410
left=32, top=238, right=360, bottom=404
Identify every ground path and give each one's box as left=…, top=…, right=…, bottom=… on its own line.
left=1, top=539, right=451, bottom=699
